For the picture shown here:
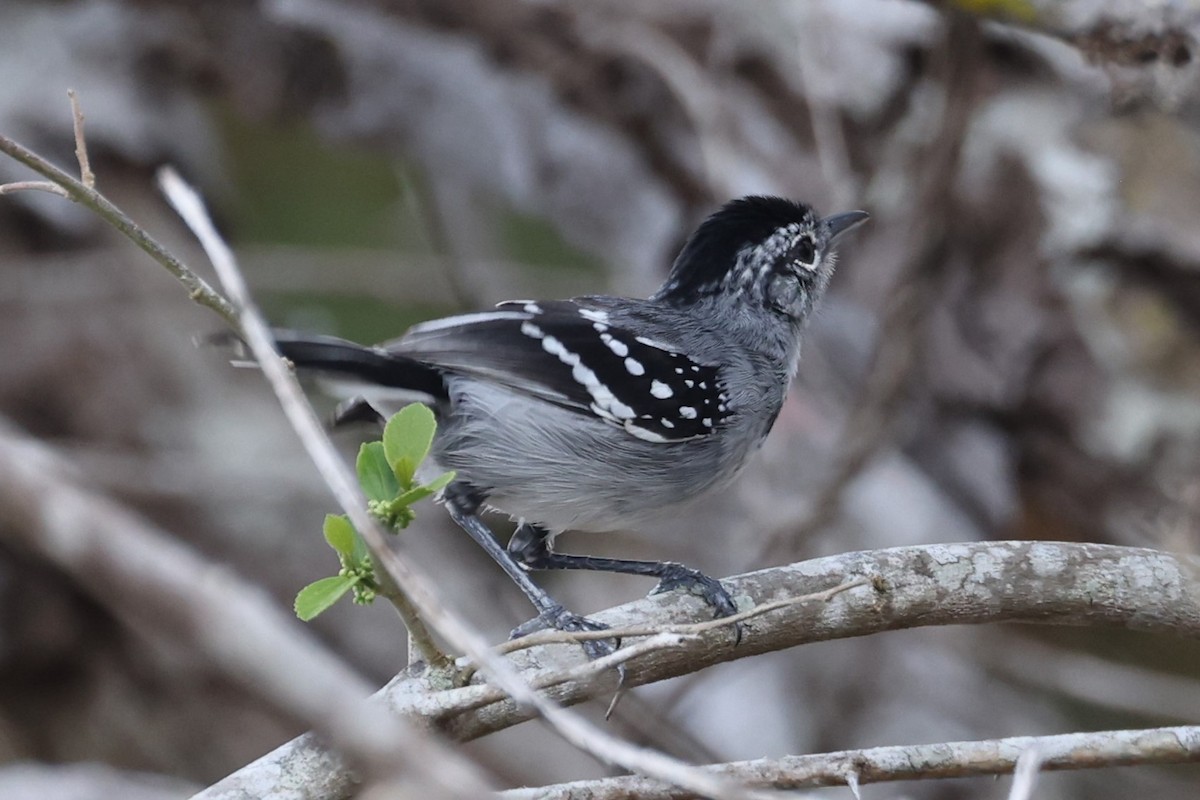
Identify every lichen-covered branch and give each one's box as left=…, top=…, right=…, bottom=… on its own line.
left=503, top=724, right=1200, bottom=798
left=205, top=540, right=1200, bottom=799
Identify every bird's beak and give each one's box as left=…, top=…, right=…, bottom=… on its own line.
left=824, top=210, right=870, bottom=242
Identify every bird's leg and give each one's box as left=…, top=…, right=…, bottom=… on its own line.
left=508, top=522, right=741, bottom=638
left=442, top=484, right=617, bottom=660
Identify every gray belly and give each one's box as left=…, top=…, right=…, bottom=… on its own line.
left=427, top=382, right=750, bottom=533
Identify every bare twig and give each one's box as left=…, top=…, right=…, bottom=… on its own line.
left=0, top=180, right=68, bottom=197
left=502, top=725, right=1200, bottom=798
left=0, top=423, right=492, bottom=800
left=156, top=167, right=453, bottom=674
left=492, top=578, right=870, bottom=654
left=67, top=89, right=94, bottom=189
left=0, top=99, right=238, bottom=329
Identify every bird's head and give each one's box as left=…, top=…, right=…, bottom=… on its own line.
left=653, top=196, right=868, bottom=324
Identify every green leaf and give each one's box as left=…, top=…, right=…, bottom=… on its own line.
left=394, top=471, right=456, bottom=507
left=350, top=528, right=370, bottom=565
left=322, top=514, right=356, bottom=558
left=295, top=575, right=358, bottom=621
left=383, top=404, right=437, bottom=488
left=423, top=470, right=456, bottom=494
left=357, top=442, right=400, bottom=502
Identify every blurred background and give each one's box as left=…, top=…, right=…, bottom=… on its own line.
left=2, top=0, right=1200, bottom=798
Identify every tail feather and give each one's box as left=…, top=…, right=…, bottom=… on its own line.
left=271, top=331, right=449, bottom=402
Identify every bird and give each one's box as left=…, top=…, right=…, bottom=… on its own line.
left=271, top=196, right=868, bottom=651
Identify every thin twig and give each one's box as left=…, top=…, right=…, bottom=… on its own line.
left=156, top=167, right=453, bottom=674
left=445, top=633, right=701, bottom=719
left=0, top=98, right=238, bottom=329
left=67, top=89, right=95, bottom=189
left=0, top=180, right=68, bottom=197
left=502, top=725, right=1200, bottom=799
left=493, top=578, right=870, bottom=654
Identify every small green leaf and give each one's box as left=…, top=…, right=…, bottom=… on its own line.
left=295, top=575, right=358, bottom=621
left=395, top=471, right=455, bottom=508
left=383, top=404, right=437, bottom=488
left=424, top=470, right=457, bottom=494
left=350, top=528, right=370, bottom=565
left=322, top=514, right=356, bottom=558
left=357, top=442, right=400, bottom=502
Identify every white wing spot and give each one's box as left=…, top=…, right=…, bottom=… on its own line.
left=593, top=322, right=608, bottom=333
left=702, top=418, right=712, bottom=427
left=661, top=418, right=675, bottom=429
left=521, top=321, right=544, bottom=339
left=635, top=335, right=673, bottom=351
left=684, top=379, right=694, bottom=388
left=601, top=334, right=629, bottom=357
left=650, top=380, right=673, bottom=399
left=523, top=302, right=541, bottom=314
left=541, top=334, right=636, bottom=421
left=679, top=406, right=697, bottom=419
left=578, top=308, right=610, bottom=324
left=625, top=358, right=645, bottom=376
left=623, top=420, right=670, bottom=443
left=698, top=381, right=707, bottom=389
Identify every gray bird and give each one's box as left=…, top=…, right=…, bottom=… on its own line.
left=273, top=196, right=868, bottom=649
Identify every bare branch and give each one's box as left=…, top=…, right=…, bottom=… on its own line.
left=503, top=725, right=1200, bottom=798
left=214, top=541, right=1200, bottom=797
left=0, top=128, right=239, bottom=329
left=0, top=422, right=492, bottom=800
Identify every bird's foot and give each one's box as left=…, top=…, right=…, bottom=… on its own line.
left=650, top=564, right=742, bottom=643
left=511, top=604, right=621, bottom=663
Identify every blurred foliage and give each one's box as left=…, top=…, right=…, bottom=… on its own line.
left=215, top=106, right=603, bottom=344
left=216, top=106, right=409, bottom=248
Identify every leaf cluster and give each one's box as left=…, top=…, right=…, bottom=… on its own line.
left=294, top=404, right=454, bottom=620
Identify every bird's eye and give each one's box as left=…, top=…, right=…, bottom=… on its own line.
left=789, top=237, right=816, bottom=268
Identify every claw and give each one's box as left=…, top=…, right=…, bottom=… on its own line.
left=512, top=605, right=624, bottom=674
left=651, top=565, right=742, bottom=644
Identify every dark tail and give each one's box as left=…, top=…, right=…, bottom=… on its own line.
left=271, top=331, right=449, bottom=402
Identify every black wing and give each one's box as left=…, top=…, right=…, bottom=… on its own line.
left=391, top=300, right=732, bottom=442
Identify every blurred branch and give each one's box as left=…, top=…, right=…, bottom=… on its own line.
left=216, top=541, right=1200, bottom=798
left=760, top=12, right=982, bottom=558
left=502, top=724, right=1200, bottom=798
left=1007, top=746, right=1044, bottom=800
left=157, top=167, right=453, bottom=676
left=974, top=634, right=1200, bottom=722
left=0, top=421, right=492, bottom=800
left=396, top=166, right=482, bottom=311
